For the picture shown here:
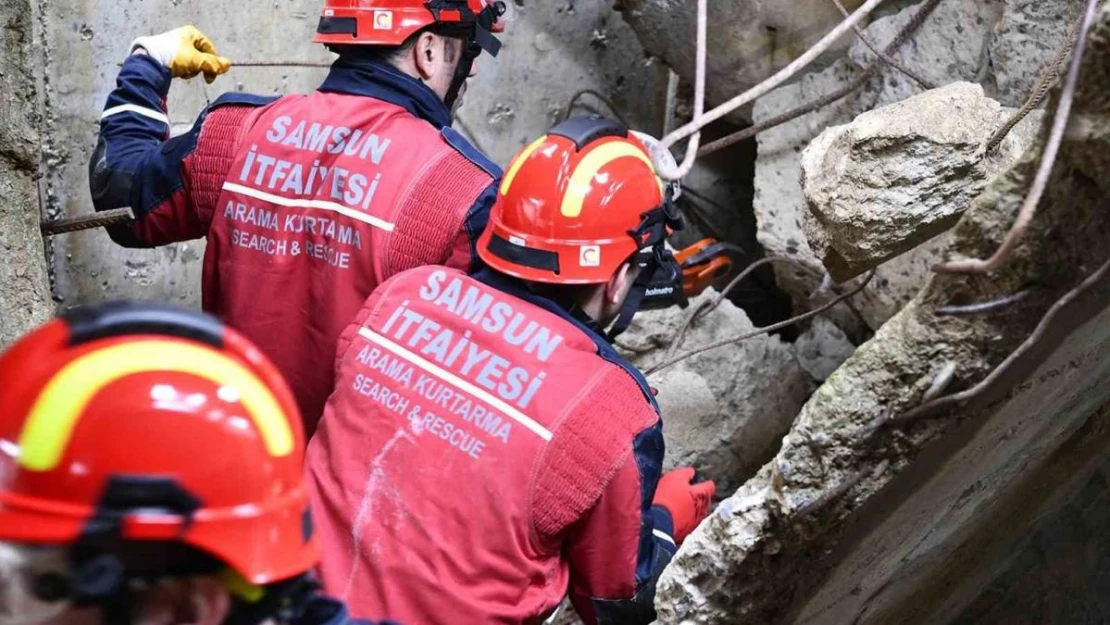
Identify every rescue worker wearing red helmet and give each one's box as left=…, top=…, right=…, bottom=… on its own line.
left=0, top=303, right=397, bottom=625
left=305, top=116, right=717, bottom=624
left=88, top=0, right=508, bottom=438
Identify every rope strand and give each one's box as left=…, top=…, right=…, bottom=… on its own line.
left=645, top=269, right=876, bottom=377
left=654, top=0, right=890, bottom=180
left=697, top=0, right=943, bottom=157
left=934, top=0, right=1100, bottom=274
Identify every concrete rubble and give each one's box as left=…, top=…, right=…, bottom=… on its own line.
left=654, top=4, right=1110, bottom=623
left=793, top=317, right=856, bottom=383
left=12, top=0, right=1109, bottom=623
left=0, top=0, right=54, bottom=347
left=991, top=0, right=1085, bottom=107
left=617, top=292, right=816, bottom=493
left=616, top=0, right=868, bottom=123
left=800, top=82, right=1042, bottom=281
left=752, top=0, right=1010, bottom=332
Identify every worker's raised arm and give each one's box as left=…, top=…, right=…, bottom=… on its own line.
left=89, top=26, right=247, bottom=247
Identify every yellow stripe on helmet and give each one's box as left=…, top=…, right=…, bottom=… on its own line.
left=18, top=340, right=294, bottom=472
left=499, top=135, right=549, bottom=197
left=560, top=142, right=657, bottom=218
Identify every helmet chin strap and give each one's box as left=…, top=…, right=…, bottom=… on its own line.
left=607, top=264, right=652, bottom=342
left=223, top=574, right=320, bottom=625
left=440, top=1, right=504, bottom=112
left=443, top=41, right=481, bottom=112
left=606, top=193, right=686, bottom=341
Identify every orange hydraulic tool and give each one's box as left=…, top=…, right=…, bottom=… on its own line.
left=676, top=238, right=735, bottom=298
left=640, top=237, right=737, bottom=310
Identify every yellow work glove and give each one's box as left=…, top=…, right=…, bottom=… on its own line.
left=130, top=26, right=231, bottom=84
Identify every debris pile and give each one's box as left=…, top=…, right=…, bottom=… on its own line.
left=619, top=293, right=817, bottom=493
left=647, top=2, right=1110, bottom=622
left=749, top=0, right=1028, bottom=331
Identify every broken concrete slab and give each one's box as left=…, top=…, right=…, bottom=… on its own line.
left=0, top=0, right=54, bottom=347
left=794, top=317, right=856, bottom=382
left=753, top=0, right=1006, bottom=331
left=655, top=6, right=1110, bottom=623
left=617, top=291, right=814, bottom=493
left=617, top=0, right=867, bottom=123
left=949, top=453, right=1110, bottom=625
left=991, top=0, right=1085, bottom=107
left=800, top=82, right=1042, bottom=281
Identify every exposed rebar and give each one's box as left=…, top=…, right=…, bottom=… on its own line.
left=40, top=209, right=133, bottom=237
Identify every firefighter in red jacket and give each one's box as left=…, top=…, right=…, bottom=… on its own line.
left=305, top=116, right=717, bottom=624
left=0, top=303, right=396, bottom=625
left=89, top=0, right=507, bottom=437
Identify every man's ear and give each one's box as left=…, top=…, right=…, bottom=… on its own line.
left=134, top=578, right=229, bottom=625
left=412, top=31, right=440, bottom=80
left=605, top=262, right=633, bottom=306
left=189, top=578, right=230, bottom=625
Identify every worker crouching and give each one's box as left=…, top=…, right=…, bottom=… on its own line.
left=306, top=116, right=716, bottom=624
left=0, top=304, right=394, bottom=625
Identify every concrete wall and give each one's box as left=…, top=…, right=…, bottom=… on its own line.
left=0, top=0, right=53, bottom=347
left=793, top=304, right=1110, bottom=625
left=40, top=1, right=666, bottom=309
left=952, top=455, right=1110, bottom=624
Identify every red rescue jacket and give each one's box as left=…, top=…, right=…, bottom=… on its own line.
left=306, top=266, right=676, bottom=625
left=90, top=55, right=500, bottom=436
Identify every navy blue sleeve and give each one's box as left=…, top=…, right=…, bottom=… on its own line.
left=440, top=126, right=502, bottom=273
left=591, top=420, right=676, bottom=625
left=89, top=53, right=277, bottom=247
left=568, top=418, right=676, bottom=625
left=294, top=595, right=402, bottom=625
left=462, top=181, right=497, bottom=272
left=89, top=53, right=178, bottom=247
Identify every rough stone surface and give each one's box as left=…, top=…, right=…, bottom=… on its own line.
left=617, top=291, right=814, bottom=493
left=800, top=82, right=1042, bottom=281
left=617, top=0, right=867, bottom=123
left=655, top=8, right=1110, bottom=623
left=752, top=0, right=1006, bottom=331
left=991, top=0, right=1085, bottom=107
left=950, top=456, right=1110, bottom=625
left=794, top=317, right=856, bottom=382
left=0, top=0, right=54, bottom=347
left=41, top=2, right=666, bottom=309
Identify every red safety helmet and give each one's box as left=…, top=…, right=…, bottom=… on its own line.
left=314, top=0, right=505, bottom=56
left=0, top=303, right=316, bottom=589
left=478, top=116, right=677, bottom=285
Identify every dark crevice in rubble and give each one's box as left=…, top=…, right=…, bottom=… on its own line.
left=670, top=120, right=800, bottom=340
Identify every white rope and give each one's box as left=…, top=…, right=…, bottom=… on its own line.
left=653, top=0, right=707, bottom=183
left=652, top=0, right=890, bottom=181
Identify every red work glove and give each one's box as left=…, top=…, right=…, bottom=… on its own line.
left=652, top=467, right=716, bottom=545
